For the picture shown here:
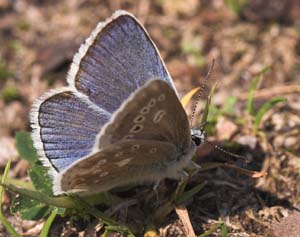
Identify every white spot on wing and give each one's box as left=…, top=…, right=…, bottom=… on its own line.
left=147, top=98, right=156, bottom=107
left=94, top=179, right=103, bottom=184
left=100, top=171, right=109, bottom=177
left=131, top=144, right=140, bottom=151
left=134, top=114, right=145, bottom=123
left=130, top=124, right=143, bottom=133
left=149, top=148, right=157, bottom=153
left=123, top=134, right=134, bottom=140
left=153, top=110, right=166, bottom=123
left=140, top=106, right=150, bottom=114
left=158, top=94, right=166, bottom=101
left=115, top=152, right=123, bottom=157
left=115, top=158, right=133, bottom=167
left=97, top=159, right=107, bottom=165
left=75, top=178, right=86, bottom=184
left=92, top=169, right=102, bottom=175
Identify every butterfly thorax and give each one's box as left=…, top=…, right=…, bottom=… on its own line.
left=191, top=128, right=205, bottom=146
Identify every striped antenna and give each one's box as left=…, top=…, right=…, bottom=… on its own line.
left=190, top=59, right=215, bottom=128
left=189, top=59, right=249, bottom=163
left=201, top=137, right=250, bottom=163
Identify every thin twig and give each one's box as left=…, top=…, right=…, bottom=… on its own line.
left=175, top=205, right=196, bottom=237
left=237, top=84, right=300, bottom=100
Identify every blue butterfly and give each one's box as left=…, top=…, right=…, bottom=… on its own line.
left=30, top=10, right=203, bottom=195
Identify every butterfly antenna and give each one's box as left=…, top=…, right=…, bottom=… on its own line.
left=190, top=59, right=215, bottom=128
left=201, top=137, right=250, bottom=163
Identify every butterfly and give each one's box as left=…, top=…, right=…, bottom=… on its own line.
left=30, top=10, right=203, bottom=196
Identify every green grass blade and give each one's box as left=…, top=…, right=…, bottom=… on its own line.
left=247, top=76, right=260, bottom=115
left=198, top=222, right=222, bottom=237
left=0, top=174, right=34, bottom=190
left=104, top=225, right=135, bottom=237
left=225, top=0, right=248, bottom=15
left=201, top=82, right=218, bottom=126
left=254, top=97, right=287, bottom=131
left=5, top=183, right=121, bottom=208
left=40, top=208, right=58, bottom=237
left=176, top=181, right=206, bottom=204
left=0, top=160, right=21, bottom=237
left=258, top=65, right=270, bottom=75
left=247, top=66, right=270, bottom=115
left=173, top=178, right=188, bottom=203
left=4, top=184, right=75, bottom=208
left=71, top=195, right=134, bottom=236
left=221, top=223, right=228, bottom=237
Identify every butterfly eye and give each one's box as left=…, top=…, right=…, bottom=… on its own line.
left=192, top=135, right=202, bottom=146
left=191, top=128, right=204, bottom=146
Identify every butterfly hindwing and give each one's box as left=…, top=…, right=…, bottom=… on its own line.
left=55, top=139, right=193, bottom=194
left=97, top=79, right=192, bottom=153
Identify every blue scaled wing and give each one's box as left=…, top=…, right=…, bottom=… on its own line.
left=31, top=89, right=110, bottom=173
left=67, top=10, right=176, bottom=114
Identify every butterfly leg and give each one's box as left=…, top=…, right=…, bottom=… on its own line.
left=153, top=180, right=160, bottom=202
left=172, top=170, right=189, bottom=203
left=184, top=160, right=201, bottom=176
left=173, top=160, right=200, bottom=201
left=176, top=170, right=189, bottom=180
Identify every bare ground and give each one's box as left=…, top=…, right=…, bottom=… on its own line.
left=0, top=1, right=299, bottom=236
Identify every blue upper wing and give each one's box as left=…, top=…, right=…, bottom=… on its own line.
left=68, top=11, right=176, bottom=114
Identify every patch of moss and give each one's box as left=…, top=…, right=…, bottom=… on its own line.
left=0, top=60, right=13, bottom=81
left=1, top=85, right=19, bottom=103
left=17, top=20, right=31, bottom=31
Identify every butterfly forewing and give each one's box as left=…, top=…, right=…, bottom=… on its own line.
left=97, top=79, right=191, bottom=153
left=69, top=11, right=175, bottom=114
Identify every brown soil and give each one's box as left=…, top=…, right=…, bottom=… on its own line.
left=0, top=1, right=299, bottom=236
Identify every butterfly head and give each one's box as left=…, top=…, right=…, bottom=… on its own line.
left=191, top=128, right=205, bottom=146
